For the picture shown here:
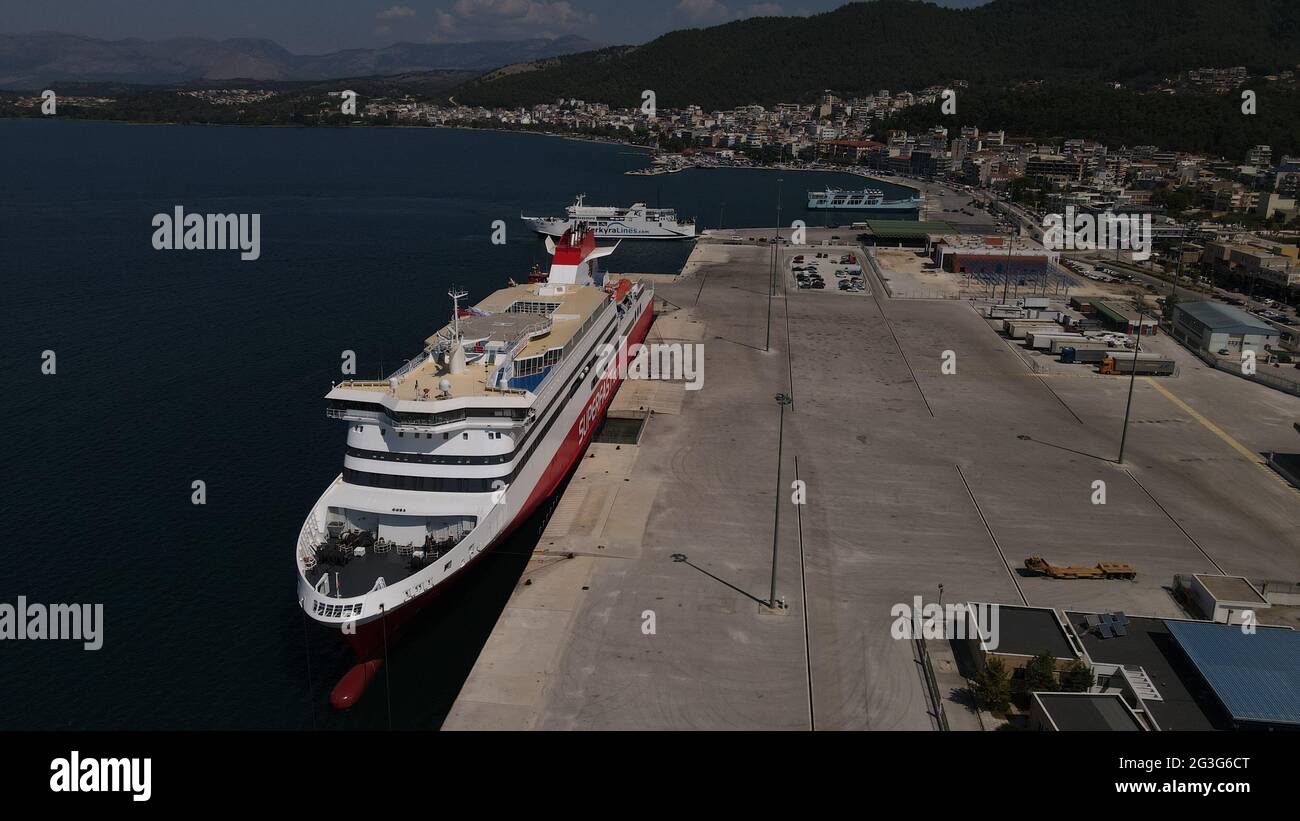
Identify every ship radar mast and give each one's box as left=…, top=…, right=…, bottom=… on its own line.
left=449, top=286, right=468, bottom=339
left=447, top=286, right=469, bottom=375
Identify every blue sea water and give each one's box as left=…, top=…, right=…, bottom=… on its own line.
left=0, top=119, right=910, bottom=729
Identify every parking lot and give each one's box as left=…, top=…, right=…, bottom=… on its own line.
left=790, top=247, right=868, bottom=294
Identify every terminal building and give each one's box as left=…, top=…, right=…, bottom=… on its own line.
left=1170, top=300, right=1280, bottom=355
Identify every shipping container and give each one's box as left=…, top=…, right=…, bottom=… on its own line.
left=1005, top=319, right=1064, bottom=339
left=1050, top=338, right=1114, bottom=354
left=1027, top=332, right=1086, bottom=350
left=1061, top=346, right=1116, bottom=363
left=1101, top=354, right=1177, bottom=375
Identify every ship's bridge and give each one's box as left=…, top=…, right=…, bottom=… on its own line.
left=330, top=280, right=614, bottom=405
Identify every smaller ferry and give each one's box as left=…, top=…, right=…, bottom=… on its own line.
left=522, top=194, right=696, bottom=240
left=807, top=188, right=922, bottom=210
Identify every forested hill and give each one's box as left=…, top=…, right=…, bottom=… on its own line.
left=456, top=0, right=1300, bottom=110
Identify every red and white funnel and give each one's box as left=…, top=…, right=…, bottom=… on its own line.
left=545, top=222, right=619, bottom=285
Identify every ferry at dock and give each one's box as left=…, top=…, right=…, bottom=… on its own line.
left=522, top=194, right=696, bottom=239
left=807, top=187, right=922, bottom=210
left=295, top=221, right=655, bottom=707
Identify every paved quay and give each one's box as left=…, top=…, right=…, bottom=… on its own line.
left=444, top=229, right=1300, bottom=730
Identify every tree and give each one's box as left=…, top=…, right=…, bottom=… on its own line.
left=973, top=656, right=1012, bottom=713
left=1024, top=650, right=1059, bottom=694
left=1060, top=659, right=1096, bottom=693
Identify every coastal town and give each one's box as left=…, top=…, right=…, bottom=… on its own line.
left=354, top=80, right=1300, bottom=314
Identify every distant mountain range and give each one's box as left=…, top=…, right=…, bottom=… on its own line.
left=0, top=32, right=605, bottom=89
left=457, top=0, right=1300, bottom=109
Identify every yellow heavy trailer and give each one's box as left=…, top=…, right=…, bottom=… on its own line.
left=1024, top=556, right=1137, bottom=580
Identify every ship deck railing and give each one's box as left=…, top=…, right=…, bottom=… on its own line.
left=306, top=529, right=471, bottom=599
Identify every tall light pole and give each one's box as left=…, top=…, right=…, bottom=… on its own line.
left=766, top=177, right=783, bottom=351
left=769, top=392, right=793, bottom=609
left=1117, top=298, right=1146, bottom=464
left=1169, top=222, right=1190, bottom=305
left=1001, top=225, right=1015, bottom=303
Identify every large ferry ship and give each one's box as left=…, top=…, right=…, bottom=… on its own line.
left=522, top=194, right=696, bottom=239
left=295, top=223, right=655, bottom=707
left=807, top=187, right=922, bottom=210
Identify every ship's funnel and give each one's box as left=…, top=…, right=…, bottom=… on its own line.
left=547, top=222, right=619, bottom=285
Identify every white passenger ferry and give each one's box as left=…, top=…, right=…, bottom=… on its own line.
left=296, top=222, right=655, bottom=707
left=522, top=194, right=696, bottom=239
left=807, top=188, right=922, bottom=210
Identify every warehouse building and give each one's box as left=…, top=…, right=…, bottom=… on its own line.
left=1164, top=621, right=1300, bottom=730
left=1065, top=611, right=1300, bottom=731
left=1030, top=692, right=1146, bottom=731
left=932, top=235, right=1056, bottom=278
left=1094, top=300, right=1160, bottom=335
left=1171, top=301, right=1280, bottom=355
left=857, top=219, right=956, bottom=249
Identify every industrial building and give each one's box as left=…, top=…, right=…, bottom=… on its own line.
left=1181, top=574, right=1270, bottom=624
left=932, top=234, right=1056, bottom=278
left=857, top=219, right=956, bottom=248
left=1170, top=300, right=1281, bottom=355
left=1030, top=692, right=1146, bottom=731
left=1064, top=612, right=1300, bottom=731
left=960, top=603, right=1300, bottom=731
left=1164, top=621, right=1300, bottom=730
left=1093, top=300, right=1160, bottom=336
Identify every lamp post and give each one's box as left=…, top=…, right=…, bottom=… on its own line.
left=1117, top=298, right=1146, bottom=464
left=769, top=392, right=793, bottom=609
left=1169, top=222, right=1191, bottom=305
left=766, top=178, right=783, bottom=351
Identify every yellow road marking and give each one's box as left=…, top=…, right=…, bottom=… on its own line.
left=1143, top=377, right=1300, bottom=499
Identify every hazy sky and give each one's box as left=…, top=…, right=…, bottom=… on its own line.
left=0, top=0, right=990, bottom=53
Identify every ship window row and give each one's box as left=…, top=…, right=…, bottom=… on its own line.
left=343, top=467, right=506, bottom=493
left=347, top=441, right=513, bottom=465
left=328, top=400, right=526, bottom=426
left=506, top=300, right=561, bottom=315
left=312, top=601, right=363, bottom=619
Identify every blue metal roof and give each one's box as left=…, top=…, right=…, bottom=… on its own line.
left=1175, top=301, right=1277, bottom=335
left=1166, top=620, right=1300, bottom=726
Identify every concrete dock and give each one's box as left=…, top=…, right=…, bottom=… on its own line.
left=444, top=229, right=1300, bottom=730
